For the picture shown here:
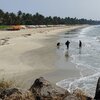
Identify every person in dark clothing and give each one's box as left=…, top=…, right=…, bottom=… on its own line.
left=57, top=42, right=60, bottom=47
left=65, top=40, right=70, bottom=49
left=79, top=40, right=82, bottom=48
left=57, top=42, right=60, bottom=49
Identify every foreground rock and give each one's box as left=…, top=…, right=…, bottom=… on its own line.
left=94, top=77, right=100, bottom=100
left=0, top=77, right=95, bottom=100
left=29, top=77, right=70, bottom=100
left=0, top=88, right=35, bottom=100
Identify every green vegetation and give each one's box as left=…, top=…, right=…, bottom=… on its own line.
left=0, top=25, right=11, bottom=30
left=0, top=9, right=100, bottom=25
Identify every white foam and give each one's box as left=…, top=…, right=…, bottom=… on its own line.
left=57, top=72, right=100, bottom=96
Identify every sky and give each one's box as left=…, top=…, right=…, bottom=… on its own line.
left=0, top=0, right=100, bottom=20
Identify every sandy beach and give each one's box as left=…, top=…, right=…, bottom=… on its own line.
left=0, top=25, right=87, bottom=88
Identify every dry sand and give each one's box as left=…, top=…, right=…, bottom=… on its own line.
left=0, top=25, right=86, bottom=88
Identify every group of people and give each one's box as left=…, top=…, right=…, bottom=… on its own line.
left=57, top=40, right=82, bottom=49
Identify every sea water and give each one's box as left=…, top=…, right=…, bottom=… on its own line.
left=56, top=25, right=100, bottom=97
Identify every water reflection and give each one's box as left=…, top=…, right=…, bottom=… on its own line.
left=57, top=46, right=60, bottom=49
left=65, top=50, right=69, bottom=61
left=79, top=48, right=82, bottom=54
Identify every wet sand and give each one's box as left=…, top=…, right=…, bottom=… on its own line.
left=0, top=25, right=87, bottom=88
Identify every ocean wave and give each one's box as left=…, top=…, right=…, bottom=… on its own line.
left=56, top=25, right=100, bottom=97
left=96, top=36, right=100, bottom=42
left=56, top=72, right=100, bottom=97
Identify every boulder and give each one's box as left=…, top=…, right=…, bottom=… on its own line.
left=64, top=94, right=78, bottom=100
left=73, top=89, right=93, bottom=100
left=29, top=77, right=70, bottom=100
left=0, top=88, right=21, bottom=99
left=94, top=77, right=100, bottom=100
left=0, top=77, right=96, bottom=100
left=0, top=88, right=35, bottom=100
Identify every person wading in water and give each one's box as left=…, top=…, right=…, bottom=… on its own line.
left=57, top=42, right=60, bottom=47
left=65, top=40, right=70, bottom=49
left=79, top=40, right=82, bottom=48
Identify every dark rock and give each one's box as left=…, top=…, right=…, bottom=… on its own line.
left=94, top=77, right=100, bottom=100
left=33, top=78, right=43, bottom=88
left=0, top=77, right=96, bottom=100
left=4, top=90, right=35, bottom=100
left=64, top=94, right=93, bottom=100
left=23, top=34, right=31, bottom=37
left=73, top=89, right=93, bottom=100
left=36, top=95, right=41, bottom=100
left=29, top=77, right=70, bottom=100
left=0, top=88, right=21, bottom=99
left=64, top=95, right=79, bottom=100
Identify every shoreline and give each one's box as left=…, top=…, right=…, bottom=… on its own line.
left=0, top=25, right=88, bottom=88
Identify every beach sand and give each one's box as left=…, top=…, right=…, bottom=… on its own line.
left=0, top=25, right=86, bottom=88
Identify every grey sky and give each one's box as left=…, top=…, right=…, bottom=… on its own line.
left=0, top=0, right=100, bottom=20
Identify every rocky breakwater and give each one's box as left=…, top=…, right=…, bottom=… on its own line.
left=0, top=77, right=99, bottom=100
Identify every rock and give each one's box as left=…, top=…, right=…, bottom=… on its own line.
left=64, top=89, right=93, bottom=100
left=64, top=94, right=79, bottom=100
left=0, top=88, right=35, bottom=100
left=0, top=77, right=96, bottom=100
left=0, top=88, right=21, bottom=99
left=73, top=89, right=93, bottom=100
left=4, top=91, right=35, bottom=100
left=64, top=95, right=93, bottom=100
left=29, top=77, right=70, bottom=100
left=23, top=34, right=31, bottom=37
left=94, top=77, right=100, bottom=100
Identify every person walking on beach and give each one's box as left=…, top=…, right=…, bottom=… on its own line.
left=79, top=40, right=82, bottom=48
left=65, top=40, right=70, bottom=49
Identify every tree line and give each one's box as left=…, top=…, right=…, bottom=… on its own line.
left=0, top=9, right=100, bottom=25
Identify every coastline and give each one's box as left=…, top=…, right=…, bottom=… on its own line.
left=0, top=25, right=88, bottom=88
